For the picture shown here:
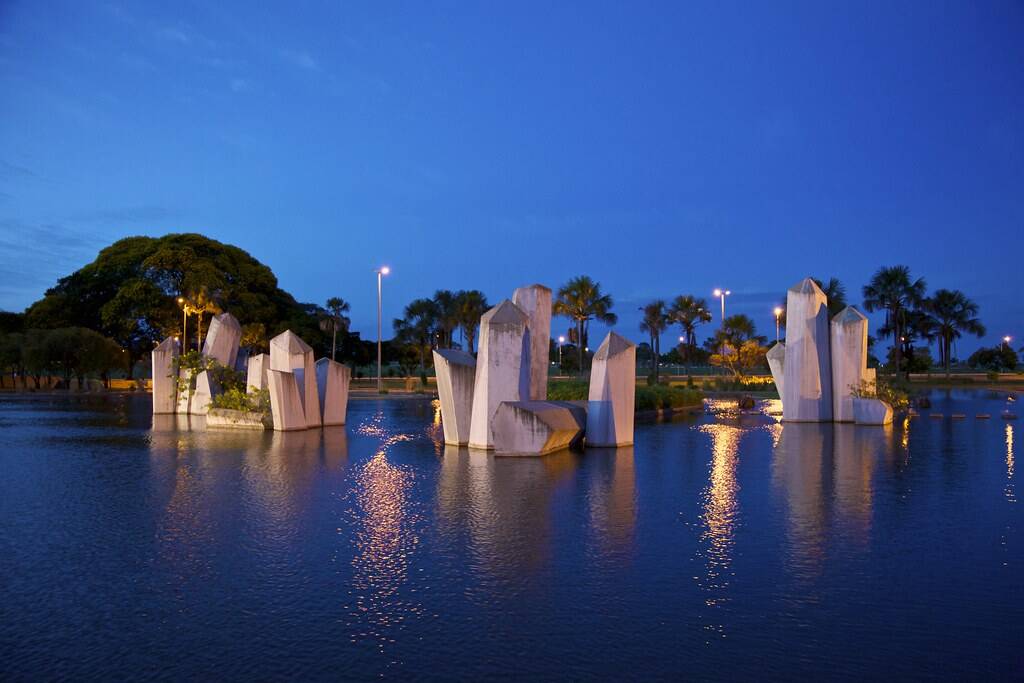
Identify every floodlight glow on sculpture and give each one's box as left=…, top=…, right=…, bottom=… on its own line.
left=433, top=349, right=476, bottom=446
left=512, top=284, right=552, bottom=401
left=586, top=332, right=637, bottom=447
left=830, top=306, right=869, bottom=422
left=782, top=278, right=833, bottom=422
left=202, top=312, right=242, bottom=368
left=468, top=300, right=531, bottom=450
left=151, top=336, right=179, bottom=414
left=492, top=401, right=584, bottom=456
left=270, top=330, right=321, bottom=428
left=767, top=341, right=786, bottom=400
left=316, top=357, right=351, bottom=426
left=190, top=370, right=215, bottom=415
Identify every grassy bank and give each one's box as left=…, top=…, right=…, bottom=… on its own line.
left=548, top=380, right=704, bottom=411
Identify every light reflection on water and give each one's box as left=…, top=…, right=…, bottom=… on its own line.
left=1, top=390, right=1021, bottom=679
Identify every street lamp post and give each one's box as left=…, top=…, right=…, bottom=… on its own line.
left=376, top=266, right=390, bottom=393
left=774, top=306, right=783, bottom=342
left=178, top=298, right=186, bottom=352
left=713, top=289, right=730, bottom=376
left=1004, top=336, right=1012, bottom=350
left=558, top=335, right=565, bottom=373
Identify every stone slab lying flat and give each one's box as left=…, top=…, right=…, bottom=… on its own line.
left=492, top=401, right=584, bottom=456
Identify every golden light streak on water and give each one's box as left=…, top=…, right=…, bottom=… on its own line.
left=696, top=423, right=741, bottom=635
left=1006, top=424, right=1015, bottom=504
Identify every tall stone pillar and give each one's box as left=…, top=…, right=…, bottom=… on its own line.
left=782, top=278, right=832, bottom=422
left=468, top=300, right=531, bottom=450
left=202, top=312, right=242, bottom=368
left=512, top=284, right=552, bottom=400
left=316, top=357, right=351, bottom=426
left=830, top=306, right=868, bottom=422
left=586, top=332, right=637, bottom=447
left=151, top=336, right=179, bottom=414
left=433, top=349, right=476, bottom=446
left=270, top=330, right=321, bottom=428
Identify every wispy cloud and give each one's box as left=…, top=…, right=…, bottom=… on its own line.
left=280, top=49, right=319, bottom=71
left=0, top=160, right=36, bottom=179
left=158, top=25, right=191, bottom=45
left=67, top=205, right=180, bottom=224
left=230, top=78, right=252, bottom=93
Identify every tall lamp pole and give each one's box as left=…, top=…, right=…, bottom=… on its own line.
left=376, top=266, right=390, bottom=393
left=558, top=335, right=565, bottom=372
left=178, top=298, right=186, bottom=351
left=774, top=306, right=783, bottom=342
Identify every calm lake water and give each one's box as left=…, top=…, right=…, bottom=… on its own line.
left=1, top=390, right=1020, bottom=680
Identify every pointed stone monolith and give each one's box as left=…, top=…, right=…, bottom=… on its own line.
left=270, top=330, right=320, bottom=428
left=830, top=306, right=868, bottom=422
left=782, top=278, right=832, bottom=422
left=247, top=353, right=269, bottom=393
left=267, top=369, right=307, bottom=431
left=468, top=300, right=531, bottom=450
left=433, top=349, right=476, bottom=446
left=512, top=284, right=552, bottom=400
left=151, top=336, right=179, bottom=414
left=202, top=312, right=242, bottom=368
left=316, top=357, right=350, bottom=426
left=492, top=401, right=584, bottom=456
left=586, top=332, right=637, bottom=447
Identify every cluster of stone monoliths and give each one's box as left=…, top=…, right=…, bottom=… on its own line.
left=433, top=284, right=637, bottom=456
left=152, top=313, right=350, bottom=430
left=769, top=277, right=889, bottom=425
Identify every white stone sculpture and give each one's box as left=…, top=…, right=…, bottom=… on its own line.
left=433, top=349, right=476, bottom=446
left=853, top=398, right=893, bottom=425
left=316, top=357, right=351, bottom=426
left=175, top=368, right=192, bottom=414
left=512, top=284, right=552, bottom=401
left=766, top=341, right=785, bottom=400
left=190, top=370, right=215, bottom=415
left=492, top=401, right=584, bottom=456
left=247, top=353, right=269, bottom=393
left=586, top=332, right=636, bottom=447
left=202, top=312, right=242, bottom=368
left=151, top=336, right=179, bottom=414
left=782, top=278, right=833, bottom=422
left=468, top=300, right=531, bottom=450
left=831, top=306, right=869, bottom=422
left=267, top=369, right=307, bottom=431
left=270, top=330, right=321, bottom=428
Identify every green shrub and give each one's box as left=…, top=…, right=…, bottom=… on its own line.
left=547, top=380, right=588, bottom=401
left=211, top=387, right=270, bottom=413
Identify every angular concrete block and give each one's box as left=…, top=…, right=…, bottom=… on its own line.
left=270, top=330, right=321, bottom=428
left=468, top=300, right=531, bottom=450
left=782, top=278, right=833, bottom=422
left=316, top=357, right=350, bottom=426
left=587, top=332, right=637, bottom=447
left=151, top=336, right=179, bottom=414
left=176, top=368, right=192, bottom=414
left=190, top=370, right=215, bottom=415
left=246, top=353, right=269, bottom=393
left=492, top=401, right=584, bottom=456
left=853, top=398, right=893, bottom=425
left=767, top=341, right=785, bottom=401
left=512, top=284, right=552, bottom=401
left=433, top=349, right=476, bottom=446
left=267, top=368, right=307, bottom=431
left=202, top=312, right=242, bottom=368
left=831, top=306, right=868, bottom=422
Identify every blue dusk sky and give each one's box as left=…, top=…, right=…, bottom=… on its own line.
left=1, top=1, right=1022, bottom=353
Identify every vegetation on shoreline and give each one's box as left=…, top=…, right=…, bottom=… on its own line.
left=548, top=380, right=704, bottom=412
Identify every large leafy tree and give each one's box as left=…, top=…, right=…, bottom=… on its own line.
left=924, top=289, right=986, bottom=376
left=639, top=300, right=668, bottom=382
left=553, top=275, right=617, bottom=372
left=25, top=233, right=315, bottom=377
left=668, top=295, right=712, bottom=377
left=862, top=265, right=926, bottom=378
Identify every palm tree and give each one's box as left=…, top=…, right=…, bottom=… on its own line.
left=432, top=290, right=460, bottom=349
left=668, top=295, right=712, bottom=377
left=553, top=275, right=618, bottom=372
left=393, top=298, right=440, bottom=374
left=639, top=300, right=668, bottom=382
left=924, top=289, right=986, bottom=376
left=816, top=277, right=847, bottom=317
left=318, top=297, right=351, bottom=361
left=454, top=290, right=488, bottom=353
left=190, top=288, right=220, bottom=352
left=862, top=265, right=926, bottom=378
